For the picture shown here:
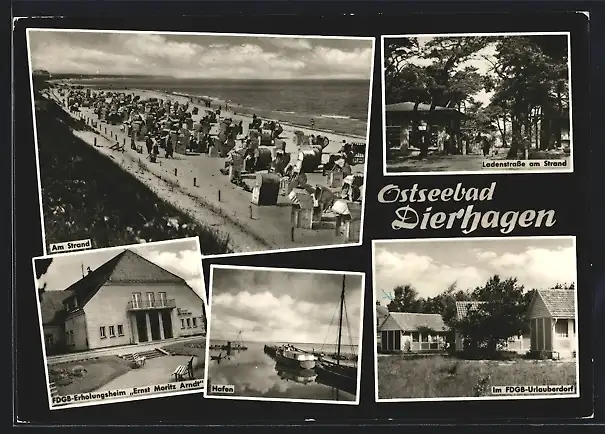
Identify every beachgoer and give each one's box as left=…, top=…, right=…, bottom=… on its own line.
left=145, top=135, right=153, bottom=154
left=310, top=119, right=315, bottom=129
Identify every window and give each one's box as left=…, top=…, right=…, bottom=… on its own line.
left=146, top=292, right=155, bottom=307
left=158, top=292, right=167, bottom=307
left=100, top=326, right=106, bottom=338
left=411, top=332, right=419, bottom=342
left=555, top=320, right=569, bottom=338
left=180, top=319, right=185, bottom=329
left=117, top=325, right=124, bottom=336
left=186, top=318, right=191, bottom=328
left=45, top=334, right=54, bottom=347
left=572, top=319, right=576, bottom=334
left=192, top=317, right=197, bottom=328
left=132, top=292, right=142, bottom=309
left=109, top=326, right=115, bottom=337
left=421, top=334, right=429, bottom=343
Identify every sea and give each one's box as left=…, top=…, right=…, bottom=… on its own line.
left=206, top=340, right=359, bottom=402
left=68, top=77, right=370, bottom=137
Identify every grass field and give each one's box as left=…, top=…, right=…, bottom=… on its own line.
left=48, top=356, right=132, bottom=395
left=377, top=355, right=577, bottom=399
left=34, top=93, right=231, bottom=255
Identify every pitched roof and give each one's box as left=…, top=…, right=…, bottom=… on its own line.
left=455, top=301, right=485, bottom=320
left=536, top=289, right=576, bottom=318
left=388, top=312, right=449, bottom=332
left=64, top=249, right=188, bottom=310
left=39, top=290, right=73, bottom=325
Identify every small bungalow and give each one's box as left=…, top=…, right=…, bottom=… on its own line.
left=378, top=312, right=449, bottom=353
left=454, top=301, right=530, bottom=353
left=385, top=102, right=466, bottom=156
left=528, top=288, right=576, bottom=359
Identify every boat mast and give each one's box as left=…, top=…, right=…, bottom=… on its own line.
left=336, top=274, right=345, bottom=366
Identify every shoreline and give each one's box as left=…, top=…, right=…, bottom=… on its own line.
left=54, top=79, right=368, bottom=139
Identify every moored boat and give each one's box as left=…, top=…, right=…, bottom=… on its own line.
left=264, top=344, right=316, bottom=369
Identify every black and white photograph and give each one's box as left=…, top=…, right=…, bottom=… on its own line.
left=382, top=32, right=572, bottom=175
left=32, top=238, right=208, bottom=409
left=373, top=236, right=579, bottom=401
left=204, top=265, right=364, bottom=404
left=27, top=29, right=374, bottom=258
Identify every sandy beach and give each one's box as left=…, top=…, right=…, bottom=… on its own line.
left=43, top=85, right=366, bottom=254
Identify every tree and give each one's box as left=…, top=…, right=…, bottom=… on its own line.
left=451, top=275, right=530, bottom=353
left=387, top=284, right=421, bottom=312
left=485, top=35, right=569, bottom=158
left=35, top=258, right=53, bottom=299
left=384, top=36, right=491, bottom=157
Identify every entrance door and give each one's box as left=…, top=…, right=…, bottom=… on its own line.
left=149, top=311, right=161, bottom=341
left=135, top=312, right=148, bottom=343
left=393, top=330, right=401, bottom=351
left=161, top=311, right=173, bottom=339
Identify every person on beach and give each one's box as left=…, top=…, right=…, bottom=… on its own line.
left=145, top=135, right=153, bottom=155
left=310, top=118, right=315, bottom=129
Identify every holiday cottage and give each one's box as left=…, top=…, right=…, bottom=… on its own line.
left=528, top=288, right=576, bottom=359
left=378, top=312, right=449, bottom=353
left=39, top=249, right=206, bottom=353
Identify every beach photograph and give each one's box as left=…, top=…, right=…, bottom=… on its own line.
left=33, top=238, right=208, bottom=409
left=204, top=265, right=364, bottom=404
left=382, top=32, right=572, bottom=175
left=26, top=29, right=374, bottom=257
left=373, top=236, right=579, bottom=401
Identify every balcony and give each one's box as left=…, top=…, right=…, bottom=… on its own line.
left=127, top=299, right=176, bottom=311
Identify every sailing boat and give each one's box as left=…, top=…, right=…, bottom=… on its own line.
left=314, top=274, right=358, bottom=395
left=209, top=330, right=248, bottom=351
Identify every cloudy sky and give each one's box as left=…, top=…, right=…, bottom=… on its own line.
left=374, top=237, right=576, bottom=301
left=209, top=267, right=364, bottom=345
left=34, top=239, right=205, bottom=300
left=27, top=30, right=374, bottom=80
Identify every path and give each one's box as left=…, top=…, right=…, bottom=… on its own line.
left=94, top=355, right=196, bottom=391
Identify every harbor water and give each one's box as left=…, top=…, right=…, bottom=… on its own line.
left=207, top=340, right=359, bottom=401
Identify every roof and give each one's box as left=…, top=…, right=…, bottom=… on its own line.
left=385, top=102, right=463, bottom=114
left=455, top=301, right=485, bottom=320
left=63, top=249, right=189, bottom=311
left=387, top=312, right=449, bottom=332
left=535, top=289, right=576, bottom=318
left=40, top=290, right=73, bottom=325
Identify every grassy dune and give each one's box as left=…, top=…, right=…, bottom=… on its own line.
left=34, top=92, right=231, bottom=254
left=377, top=355, right=577, bottom=399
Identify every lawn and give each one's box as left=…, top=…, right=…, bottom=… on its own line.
left=34, top=92, right=231, bottom=255
left=377, top=355, right=577, bottom=399
left=162, top=338, right=206, bottom=379
left=48, top=356, right=132, bottom=396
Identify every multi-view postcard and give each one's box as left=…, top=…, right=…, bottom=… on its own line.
left=381, top=32, right=573, bottom=175
left=204, top=265, right=365, bottom=404
left=26, top=29, right=374, bottom=258
left=373, top=236, right=579, bottom=402
left=32, top=238, right=208, bottom=409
